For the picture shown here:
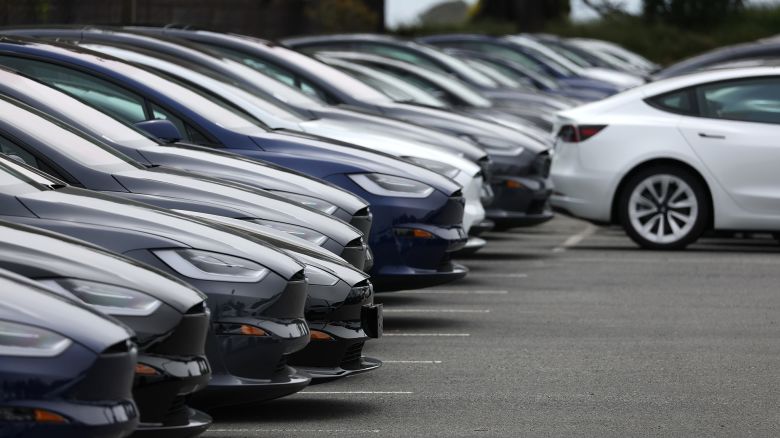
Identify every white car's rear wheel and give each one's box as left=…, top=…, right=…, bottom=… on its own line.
left=619, top=166, right=709, bottom=249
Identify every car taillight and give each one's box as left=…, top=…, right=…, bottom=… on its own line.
left=557, top=125, right=606, bottom=143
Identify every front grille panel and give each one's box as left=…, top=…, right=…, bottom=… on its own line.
left=274, top=356, right=288, bottom=374
left=340, top=342, right=364, bottom=367
left=349, top=207, right=372, bottom=235
left=161, top=395, right=189, bottom=426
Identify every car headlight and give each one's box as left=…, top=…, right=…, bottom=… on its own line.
left=403, top=156, right=461, bottom=179
left=304, top=265, right=339, bottom=286
left=250, top=220, right=328, bottom=246
left=349, top=174, right=434, bottom=198
left=270, top=191, right=339, bottom=215
left=154, top=249, right=270, bottom=283
left=459, top=134, right=524, bottom=156
left=39, top=279, right=162, bottom=317
left=0, top=320, right=71, bottom=357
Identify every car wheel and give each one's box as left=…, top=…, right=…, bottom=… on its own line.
left=618, top=166, right=709, bottom=250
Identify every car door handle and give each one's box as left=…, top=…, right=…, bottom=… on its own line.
left=698, top=132, right=726, bottom=139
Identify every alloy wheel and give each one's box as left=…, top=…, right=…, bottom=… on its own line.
left=627, top=174, right=698, bottom=244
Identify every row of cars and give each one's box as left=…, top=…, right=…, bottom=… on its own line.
left=10, top=26, right=771, bottom=437
left=0, top=30, right=634, bottom=437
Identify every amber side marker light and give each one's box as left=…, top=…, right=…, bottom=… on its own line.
left=310, top=330, right=335, bottom=341
left=34, top=409, right=68, bottom=424
left=239, top=325, right=267, bottom=336
left=505, top=180, right=524, bottom=189
left=395, top=228, right=434, bottom=239
left=135, top=363, right=160, bottom=376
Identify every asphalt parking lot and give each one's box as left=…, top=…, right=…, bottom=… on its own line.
left=205, top=215, right=780, bottom=437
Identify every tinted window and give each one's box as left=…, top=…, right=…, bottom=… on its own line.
left=695, top=77, right=780, bottom=124
left=647, top=89, right=696, bottom=115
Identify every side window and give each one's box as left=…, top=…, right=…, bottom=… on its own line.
left=695, top=77, right=780, bottom=124
left=0, top=136, right=69, bottom=182
left=0, top=56, right=148, bottom=123
left=646, top=89, right=696, bottom=115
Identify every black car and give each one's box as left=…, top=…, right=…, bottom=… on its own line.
left=655, top=38, right=780, bottom=79
left=0, top=155, right=311, bottom=406
left=190, top=212, right=382, bottom=381
left=0, top=89, right=369, bottom=271
left=0, top=268, right=139, bottom=438
left=0, top=220, right=211, bottom=436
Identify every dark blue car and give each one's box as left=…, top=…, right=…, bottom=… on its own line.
left=0, top=38, right=467, bottom=290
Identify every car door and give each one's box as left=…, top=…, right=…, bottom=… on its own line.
left=677, top=76, right=780, bottom=215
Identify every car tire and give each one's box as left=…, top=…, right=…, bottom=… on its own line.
left=618, top=165, right=710, bottom=250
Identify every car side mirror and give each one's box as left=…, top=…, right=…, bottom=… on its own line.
left=134, top=119, right=183, bottom=143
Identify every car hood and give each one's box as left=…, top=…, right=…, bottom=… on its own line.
left=255, top=130, right=463, bottom=195
left=113, top=167, right=363, bottom=246
left=0, top=220, right=205, bottom=313
left=184, top=212, right=369, bottom=287
left=0, top=269, right=133, bottom=354
left=309, top=106, right=487, bottom=161
left=14, top=187, right=305, bottom=279
left=298, top=118, right=481, bottom=176
left=139, top=144, right=369, bottom=215
left=379, top=102, right=550, bottom=155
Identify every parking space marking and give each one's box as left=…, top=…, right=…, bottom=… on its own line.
left=553, top=224, right=598, bottom=253
left=394, top=289, right=508, bottom=295
left=467, top=273, right=528, bottom=278
left=383, top=308, right=490, bottom=314
left=383, top=332, right=471, bottom=337
left=299, top=391, right=413, bottom=394
left=383, top=360, right=443, bottom=364
left=207, top=429, right=380, bottom=434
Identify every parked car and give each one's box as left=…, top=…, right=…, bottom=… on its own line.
left=313, top=51, right=557, bottom=133
left=440, top=48, right=611, bottom=103
left=0, top=64, right=374, bottom=238
left=128, top=28, right=555, bottom=229
left=283, top=33, right=576, bottom=115
left=0, top=155, right=311, bottom=405
left=567, top=38, right=659, bottom=75
left=551, top=67, right=780, bottom=249
left=0, top=220, right=211, bottom=436
left=70, top=39, right=489, bottom=244
left=420, top=34, right=623, bottom=96
left=0, top=268, right=139, bottom=438
left=654, top=39, right=780, bottom=79
left=0, top=36, right=469, bottom=289
left=0, top=88, right=368, bottom=270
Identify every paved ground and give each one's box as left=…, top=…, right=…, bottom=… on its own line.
left=205, top=215, right=780, bottom=437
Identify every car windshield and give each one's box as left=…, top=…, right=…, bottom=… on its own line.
left=82, top=43, right=309, bottom=125
left=1, top=68, right=160, bottom=150
left=0, top=98, right=142, bottom=171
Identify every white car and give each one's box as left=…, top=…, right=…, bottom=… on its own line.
left=551, top=67, right=780, bottom=249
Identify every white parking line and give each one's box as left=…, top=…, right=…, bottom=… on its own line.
left=383, top=360, right=443, bottom=364
left=207, top=429, right=380, bottom=434
left=467, top=273, right=528, bottom=278
left=395, top=289, right=508, bottom=295
left=553, top=224, right=598, bottom=253
left=299, top=391, right=413, bottom=394
left=383, top=333, right=471, bottom=337
left=383, top=308, right=491, bottom=314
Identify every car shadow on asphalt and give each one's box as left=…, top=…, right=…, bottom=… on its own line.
left=455, top=251, right=551, bottom=261
left=380, top=315, right=467, bottom=331
left=571, top=240, right=780, bottom=254
left=206, top=397, right=377, bottom=422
